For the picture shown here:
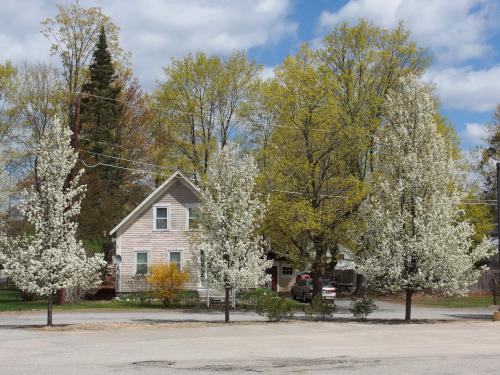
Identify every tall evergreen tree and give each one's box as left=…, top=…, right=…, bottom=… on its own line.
left=81, top=27, right=122, bottom=152
left=79, top=27, right=124, bottom=258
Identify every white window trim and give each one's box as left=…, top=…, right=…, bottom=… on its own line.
left=166, top=250, right=184, bottom=270
left=282, top=265, right=293, bottom=277
left=153, top=204, right=170, bottom=231
left=185, top=203, right=199, bottom=230
left=133, top=249, right=151, bottom=276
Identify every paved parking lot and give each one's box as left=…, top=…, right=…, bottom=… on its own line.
left=1, top=299, right=499, bottom=374
left=1, top=318, right=500, bottom=374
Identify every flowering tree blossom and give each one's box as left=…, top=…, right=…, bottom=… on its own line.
left=198, top=144, right=272, bottom=322
left=0, top=156, right=7, bottom=248
left=359, top=76, right=492, bottom=320
left=0, top=119, right=106, bottom=326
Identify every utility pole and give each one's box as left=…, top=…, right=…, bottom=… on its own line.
left=494, top=162, right=500, bottom=314
left=497, top=162, right=500, bottom=266
left=70, top=94, right=81, bottom=150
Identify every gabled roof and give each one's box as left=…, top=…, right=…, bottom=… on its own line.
left=109, top=171, right=200, bottom=235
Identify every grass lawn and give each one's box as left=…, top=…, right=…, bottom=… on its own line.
left=0, top=289, right=166, bottom=312
left=411, top=295, right=496, bottom=308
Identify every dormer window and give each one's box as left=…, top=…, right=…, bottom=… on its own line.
left=154, top=205, right=169, bottom=230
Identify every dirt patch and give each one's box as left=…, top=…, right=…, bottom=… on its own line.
left=19, top=317, right=467, bottom=332
left=23, top=320, right=290, bottom=331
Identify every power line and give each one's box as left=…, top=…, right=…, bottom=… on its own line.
left=79, top=92, right=203, bottom=119
left=78, top=156, right=500, bottom=204
left=77, top=91, right=333, bottom=134
left=79, top=159, right=174, bottom=179
left=266, top=188, right=349, bottom=199
left=78, top=135, right=211, bottom=165
left=79, top=149, right=179, bottom=172
left=460, top=202, right=497, bottom=206
left=78, top=135, right=125, bottom=150
left=75, top=93, right=499, bottom=203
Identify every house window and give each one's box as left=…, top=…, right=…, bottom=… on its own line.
left=282, top=266, right=293, bottom=276
left=154, top=206, right=169, bottom=230
left=168, top=251, right=182, bottom=270
left=135, top=252, right=149, bottom=275
left=188, top=206, right=200, bottom=229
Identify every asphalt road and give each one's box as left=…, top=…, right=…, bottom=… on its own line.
left=0, top=298, right=496, bottom=327
left=1, top=319, right=500, bottom=374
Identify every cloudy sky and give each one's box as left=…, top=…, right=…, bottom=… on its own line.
left=1, top=0, right=499, bottom=149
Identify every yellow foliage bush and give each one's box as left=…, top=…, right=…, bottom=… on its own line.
left=146, top=263, right=190, bottom=306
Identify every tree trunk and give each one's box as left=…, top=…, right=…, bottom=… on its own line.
left=312, top=262, right=325, bottom=298
left=405, top=290, right=412, bottom=321
left=47, top=293, right=53, bottom=327
left=55, top=289, right=65, bottom=304
left=224, top=287, right=230, bottom=323
left=354, top=273, right=366, bottom=297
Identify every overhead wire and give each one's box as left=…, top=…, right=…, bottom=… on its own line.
left=78, top=159, right=172, bottom=178
left=77, top=91, right=332, bottom=134
left=74, top=92, right=499, bottom=204
left=79, top=149, right=180, bottom=171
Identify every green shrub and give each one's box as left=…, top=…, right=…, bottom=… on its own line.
left=349, top=298, right=377, bottom=320
left=305, top=294, right=336, bottom=320
left=255, top=290, right=297, bottom=321
left=81, top=238, right=106, bottom=255
left=237, top=287, right=270, bottom=307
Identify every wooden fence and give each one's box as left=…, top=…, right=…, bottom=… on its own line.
left=469, top=269, right=500, bottom=294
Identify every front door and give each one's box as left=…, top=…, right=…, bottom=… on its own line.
left=267, top=266, right=278, bottom=291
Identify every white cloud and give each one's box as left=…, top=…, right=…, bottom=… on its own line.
left=424, top=66, right=500, bottom=112
left=259, top=65, right=277, bottom=80
left=319, top=0, right=500, bottom=113
left=462, top=122, right=490, bottom=146
left=319, top=0, right=498, bottom=64
left=0, top=0, right=297, bottom=89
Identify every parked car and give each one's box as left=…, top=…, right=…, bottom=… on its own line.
left=291, top=277, right=336, bottom=302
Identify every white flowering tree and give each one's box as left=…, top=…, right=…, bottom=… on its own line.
left=198, top=144, right=272, bottom=322
left=360, top=76, right=492, bottom=320
left=0, top=119, right=106, bottom=326
left=0, top=156, right=8, bottom=250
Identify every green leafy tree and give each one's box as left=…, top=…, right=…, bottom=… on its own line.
left=435, top=115, right=494, bottom=250
left=263, top=45, right=366, bottom=297
left=153, top=51, right=260, bottom=183
left=261, top=22, right=429, bottom=298
left=478, top=104, right=500, bottom=201
left=320, top=20, right=430, bottom=181
left=41, top=0, right=128, bottom=98
left=0, top=61, right=17, bottom=142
